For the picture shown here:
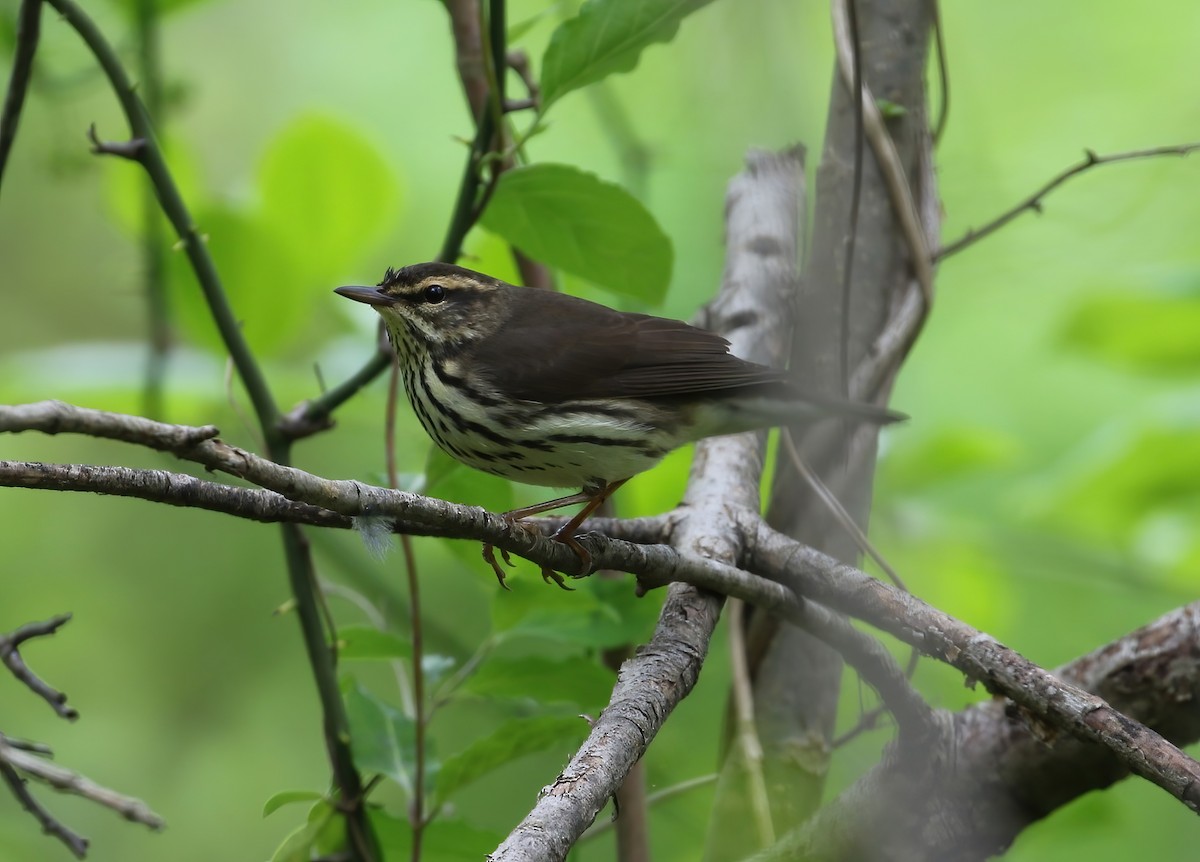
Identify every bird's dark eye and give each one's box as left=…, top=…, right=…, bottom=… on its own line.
left=423, top=283, right=446, bottom=304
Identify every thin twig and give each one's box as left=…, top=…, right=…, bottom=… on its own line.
left=0, top=614, right=78, bottom=719
left=0, top=760, right=88, bottom=859
left=936, top=142, right=1200, bottom=260
left=836, top=0, right=864, bottom=394
left=45, top=0, right=280, bottom=434
left=133, top=0, right=170, bottom=419
left=0, top=737, right=165, bottom=830
left=0, top=0, right=43, bottom=190
left=930, top=3, right=950, bottom=145
left=42, top=5, right=377, bottom=854
left=385, top=358, right=428, bottom=862
left=727, top=598, right=776, bottom=847
left=780, top=430, right=906, bottom=592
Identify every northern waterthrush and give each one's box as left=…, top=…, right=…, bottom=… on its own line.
left=336, top=263, right=901, bottom=587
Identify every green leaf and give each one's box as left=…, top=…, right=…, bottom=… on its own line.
left=259, top=114, right=399, bottom=281
left=540, top=0, right=719, bottom=110
left=269, top=800, right=340, bottom=862
left=1062, top=284, right=1200, bottom=375
left=336, top=624, right=412, bottom=660
left=263, top=789, right=324, bottom=818
left=434, top=716, right=588, bottom=802
left=343, top=680, right=414, bottom=788
left=876, top=98, right=908, bottom=118
left=480, top=163, right=672, bottom=303
left=461, top=656, right=613, bottom=711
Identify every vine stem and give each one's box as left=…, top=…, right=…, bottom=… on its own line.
left=42, top=1, right=376, bottom=857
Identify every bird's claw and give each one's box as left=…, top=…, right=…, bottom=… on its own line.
left=480, top=524, right=594, bottom=590
left=540, top=566, right=574, bottom=591
left=481, top=543, right=514, bottom=591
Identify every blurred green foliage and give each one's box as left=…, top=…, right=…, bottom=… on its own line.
left=1, top=0, right=1199, bottom=860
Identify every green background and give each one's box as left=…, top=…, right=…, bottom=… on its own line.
left=1, top=1, right=1199, bottom=859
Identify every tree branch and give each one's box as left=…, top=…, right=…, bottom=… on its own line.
left=936, top=142, right=1200, bottom=261
left=754, top=602, right=1200, bottom=861
left=0, top=0, right=42, bottom=188
left=0, top=617, right=164, bottom=857
left=6, top=398, right=1200, bottom=818
left=0, top=614, right=77, bottom=720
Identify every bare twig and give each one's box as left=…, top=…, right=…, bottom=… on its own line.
left=0, top=618, right=165, bottom=857
left=0, top=760, right=88, bottom=859
left=0, top=736, right=164, bottom=830
left=936, top=143, right=1200, bottom=260
left=727, top=599, right=776, bottom=847
left=0, top=615, right=77, bottom=719
left=0, top=0, right=43, bottom=190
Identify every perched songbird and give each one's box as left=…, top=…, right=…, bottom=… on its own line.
left=336, top=263, right=901, bottom=587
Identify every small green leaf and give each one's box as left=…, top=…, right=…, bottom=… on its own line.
left=434, top=716, right=588, bottom=802
left=269, top=800, right=338, bottom=862
left=335, top=624, right=412, bottom=660
left=480, top=163, right=672, bottom=303
left=263, top=789, right=324, bottom=818
left=876, top=98, right=908, bottom=118
left=462, top=656, right=613, bottom=711
left=343, top=681, right=414, bottom=788
left=540, top=0, right=719, bottom=110
left=259, top=114, right=399, bottom=281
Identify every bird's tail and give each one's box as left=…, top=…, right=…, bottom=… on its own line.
left=689, top=388, right=905, bottom=439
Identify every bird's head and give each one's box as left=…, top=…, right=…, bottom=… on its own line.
left=335, top=263, right=512, bottom=353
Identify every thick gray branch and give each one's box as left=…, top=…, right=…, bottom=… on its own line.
left=754, top=602, right=1200, bottom=861
left=490, top=147, right=809, bottom=862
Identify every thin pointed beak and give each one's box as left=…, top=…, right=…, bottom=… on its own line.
left=334, top=285, right=396, bottom=307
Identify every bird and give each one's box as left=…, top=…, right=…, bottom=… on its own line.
left=335, top=262, right=901, bottom=587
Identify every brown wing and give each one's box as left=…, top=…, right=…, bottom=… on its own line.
left=468, top=289, right=786, bottom=403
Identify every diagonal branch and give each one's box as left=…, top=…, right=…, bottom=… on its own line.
left=490, top=146, right=810, bottom=862
left=936, top=142, right=1200, bottom=261
left=754, top=602, right=1200, bottom=861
